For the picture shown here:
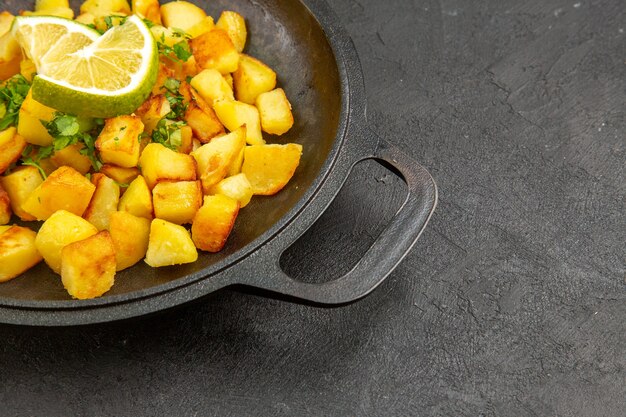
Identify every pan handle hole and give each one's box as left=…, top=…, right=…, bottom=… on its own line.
left=279, top=158, right=407, bottom=284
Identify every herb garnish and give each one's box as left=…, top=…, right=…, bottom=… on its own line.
left=0, top=75, right=31, bottom=130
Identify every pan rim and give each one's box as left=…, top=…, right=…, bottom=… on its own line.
left=0, top=0, right=360, bottom=313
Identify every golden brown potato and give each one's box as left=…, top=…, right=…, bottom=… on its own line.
left=0, top=128, right=27, bottom=175
left=83, top=173, right=121, bottom=231
left=96, top=115, right=144, bottom=168
left=20, top=59, right=37, bottom=82
left=99, top=164, right=140, bottom=187
left=190, top=28, right=240, bottom=74
left=35, top=210, right=98, bottom=274
left=191, top=194, right=239, bottom=252
left=191, top=126, right=246, bottom=193
left=139, top=143, right=197, bottom=189
left=132, top=0, right=161, bottom=24
left=186, top=16, right=215, bottom=38
left=0, top=225, right=43, bottom=282
left=80, top=0, right=131, bottom=17
left=0, top=166, right=43, bottom=221
left=21, top=166, right=96, bottom=220
left=184, top=101, right=225, bottom=143
left=160, top=0, right=206, bottom=33
left=0, top=31, right=21, bottom=80
left=152, top=180, right=202, bottom=224
left=145, top=218, right=198, bottom=267
left=256, top=88, right=294, bottom=136
left=74, top=12, right=96, bottom=25
left=0, top=182, right=11, bottom=225
left=233, top=54, right=276, bottom=105
left=0, top=12, right=14, bottom=36
left=135, top=94, right=171, bottom=134
left=61, top=231, right=116, bottom=299
left=117, top=175, right=153, bottom=219
left=208, top=173, right=253, bottom=208
left=216, top=11, right=247, bottom=53
left=109, top=211, right=150, bottom=271
left=213, top=100, right=264, bottom=145
left=241, top=144, right=302, bottom=195
left=190, top=69, right=234, bottom=107
left=17, top=90, right=55, bottom=146
left=49, top=143, right=92, bottom=175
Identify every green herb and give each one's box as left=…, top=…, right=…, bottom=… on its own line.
left=152, top=119, right=185, bottom=150
left=0, top=75, right=31, bottom=130
left=142, top=18, right=155, bottom=29
left=161, top=77, right=188, bottom=120
left=21, top=145, right=52, bottom=179
left=157, top=32, right=193, bottom=63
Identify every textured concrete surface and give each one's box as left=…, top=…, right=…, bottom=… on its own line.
left=1, top=0, right=624, bottom=416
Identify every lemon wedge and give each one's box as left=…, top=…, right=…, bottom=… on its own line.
left=13, top=15, right=157, bottom=118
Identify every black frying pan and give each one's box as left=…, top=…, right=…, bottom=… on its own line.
left=0, top=0, right=437, bottom=326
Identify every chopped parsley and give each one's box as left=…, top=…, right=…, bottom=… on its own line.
left=157, top=31, right=193, bottom=63
left=151, top=119, right=185, bottom=150
left=0, top=75, right=31, bottom=130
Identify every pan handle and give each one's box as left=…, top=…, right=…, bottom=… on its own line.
left=234, top=136, right=438, bottom=304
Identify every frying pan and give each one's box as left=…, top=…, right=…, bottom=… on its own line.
left=0, top=0, right=437, bottom=326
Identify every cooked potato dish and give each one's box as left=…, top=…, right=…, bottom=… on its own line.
left=0, top=0, right=302, bottom=299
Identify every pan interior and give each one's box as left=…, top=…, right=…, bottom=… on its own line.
left=0, top=0, right=342, bottom=301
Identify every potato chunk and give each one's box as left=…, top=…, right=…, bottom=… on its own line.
left=80, top=0, right=131, bottom=17
left=256, top=88, right=294, bottom=135
left=132, top=0, right=161, bottom=24
left=152, top=180, right=202, bottom=225
left=22, top=166, right=96, bottom=220
left=241, top=144, right=302, bottom=195
left=0, top=183, right=10, bottom=225
left=0, top=166, right=43, bottom=221
left=160, top=0, right=206, bottom=33
left=96, top=115, right=144, bottom=168
left=99, top=164, right=140, bottom=187
left=145, top=219, right=198, bottom=267
left=118, top=175, right=153, bottom=219
left=0, top=31, right=21, bottom=80
left=17, top=90, right=55, bottom=146
left=35, top=210, right=98, bottom=274
left=83, top=174, right=121, bottom=231
left=184, top=101, right=224, bottom=143
left=0, top=127, right=26, bottom=175
left=50, top=143, right=92, bottom=174
left=61, top=231, right=116, bottom=299
left=190, top=29, right=240, bottom=74
left=0, top=225, right=42, bottom=282
left=192, top=194, right=239, bottom=252
left=213, top=100, right=264, bottom=145
left=190, top=68, right=234, bottom=107
left=233, top=54, right=276, bottom=105
left=191, top=126, right=246, bottom=193
left=138, top=143, right=197, bottom=189
left=135, top=94, right=171, bottom=134
left=216, top=11, right=247, bottom=53
left=109, top=211, right=150, bottom=271
left=208, top=173, right=253, bottom=208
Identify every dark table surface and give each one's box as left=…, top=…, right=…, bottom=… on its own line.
left=2, top=0, right=625, bottom=416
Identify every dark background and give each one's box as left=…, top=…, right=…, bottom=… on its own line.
left=1, top=0, right=625, bottom=416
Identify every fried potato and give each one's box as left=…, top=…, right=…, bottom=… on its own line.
left=152, top=180, right=202, bottom=224
left=145, top=218, right=198, bottom=267
left=216, top=11, right=247, bottom=53
left=256, top=88, right=294, bottom=136
left=118, top=175, right=153, bottom=220
left=0, top=225, right=42, bottom=282
left=50, top=143, right=92, bottom=175
left=190, top=28, right=240, bottom=74
left=208, top=173, right=253, bottom=208
left=191, top=126, right=246, bottom=193
left=80, top=0, right=131, bottom=17
left=17, top=90, right=55, bottom=146
left=83, top=173, right=120, bottom=231
left=21, top=166, right=96, bottom=220
left=136, top=94, right=171, bottom=134
left=213, top=99, right=264, bottom=145
left=132, top=0, right=161, bottom=24
left=61, top=231, right=116, bottom=299
left=96, top=115, right=144, bottom=168
left=160, top=0, right=206, bottom=33
left=99, top=164, right=140, bottom=187
left=0, top=24, right=20, bottom=80
left=191, top=194, right=239, bottom=252
left=109, top=211, right=150, bottom=271
left=0, top=127, right=27, bottom=175
left=0, top=166, right=43, bottom=221
left=0, top=182, right=11, bottom=225
left=139, top=143, right=197, bottom=189
left=35, top=210, right=98, bottom=274
left=187, top=16, right=214, bottom=38
left=233, top=54, right=276, bottom=105
left=241, top=144, right=302, bottom=195
left=184, top=101, right=224, bottom=143
left=190, top=68, right=234, bottom=107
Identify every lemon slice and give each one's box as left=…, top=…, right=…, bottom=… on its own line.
left=13, top=15, right=158, bottom=118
